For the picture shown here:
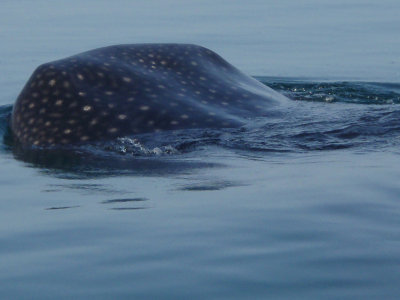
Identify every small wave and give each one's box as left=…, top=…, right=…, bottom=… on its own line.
left=260, top=78, right=400, bottom=104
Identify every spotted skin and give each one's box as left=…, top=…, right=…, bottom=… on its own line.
left=11, top=44, right=288, bottom=147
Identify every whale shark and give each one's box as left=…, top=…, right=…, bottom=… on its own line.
left=11, top=44, right=289, bottom=147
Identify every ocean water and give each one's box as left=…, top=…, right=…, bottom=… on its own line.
left=1, top=1, right=400, bottom=299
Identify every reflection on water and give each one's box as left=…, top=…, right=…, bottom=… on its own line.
left=45, top=205, right=80, bottom=210
left=101, top=198, right=148, bottom=204
left=2, top=148, right=400, bottom=299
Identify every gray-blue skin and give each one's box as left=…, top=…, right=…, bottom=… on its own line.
left=11, top=44, right=289, bottom=147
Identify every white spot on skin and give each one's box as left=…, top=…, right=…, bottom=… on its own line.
left=191, top=61, right=198, bottom=66
left=140, top=106, right=150, bottom=111
left=105, top=91, right=114, bottom=95
left=63, top=81, right=70, bottom=88
left=78, top=92, right=86, bottom=96
left=118, top=114, right=127, bottom=120
left=45, top=121, right=51, bottom=126
left=28, top=103, right=35, bottom=109
left=199, top=76, right=206, bottom=81
left=48, top=79, right=56, bottom=86
left=90, top=119, right=98, bottom=126
left=171, top=120, right=179, bottom=125
left=55, top=100, right=63, bottom=106
left=123, top=77, right=131, bottom=82
left=180, top=114, right=189, bottom=119
left=83, top=105, right=92, bottom=112
left=64, top=129, right=72, bottom=135
left=108, top=127, right=118, bottom=133
left=80, top=136, right=89, bottom=141
left=77, top=74, right=84, bottom=80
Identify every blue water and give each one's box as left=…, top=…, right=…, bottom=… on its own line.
left=1, top=1, right=400, bottom=299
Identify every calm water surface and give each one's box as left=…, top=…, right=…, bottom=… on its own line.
left=1, top=1, right=400, bottom=299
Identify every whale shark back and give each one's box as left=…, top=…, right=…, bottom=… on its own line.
left=11, top=44, right=288, bottom=147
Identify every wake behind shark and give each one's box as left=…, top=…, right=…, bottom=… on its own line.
left=11, top=44, right=289, bottom=147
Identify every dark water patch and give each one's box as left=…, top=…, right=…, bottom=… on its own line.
left=101, top=198, right=148, bottom=204
left=48, top=183, right=129, bottom=195
left=45, top=206, right=80, bottom=210
left=41, top=188, right=63, bottom=193
left=109, top=207, right=148, bottom=210
left=179, top=180, right=246, bottom=191
left=0, top=105, right=12, bottom=151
